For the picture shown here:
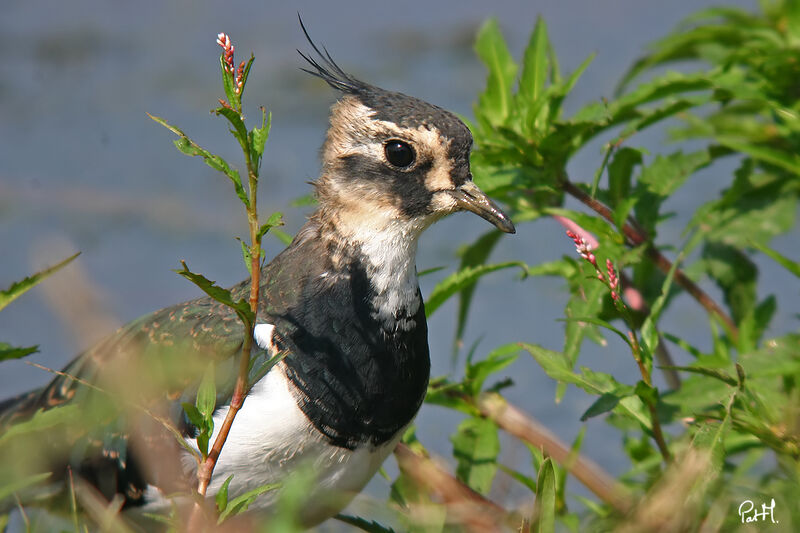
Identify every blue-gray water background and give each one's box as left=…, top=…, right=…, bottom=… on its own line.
left=4, top=0, right=798, bottom=527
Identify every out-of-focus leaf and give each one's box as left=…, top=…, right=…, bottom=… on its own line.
left=466, top=343, right=519, bottom=395
left=518, top=16, right=550, bottom=132
left=702, top=243, right=756, bottom=325
left=0, top=343, right=38, bottom=362
left=659, top=365, right=737, bottom=386
left=0, top=252, right=79, bottom=312
left=749, top=240, right=800, bottom=278
left=474, top=19, right=518, bottom=126
left=608, top=147, right=643, bottom=208
left=0, top=472, right=52, bottom=502
left=534, top=458, right=556, bottom=533
left=451, top=417, right=500, bottom=495
left=218, top=481, right=280, bottom=522
left=634, top=149, right=710, bottom=234
left=0, top=405, right=82, bottom=446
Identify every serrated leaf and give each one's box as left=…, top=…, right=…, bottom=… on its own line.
left=474, top=18, right=518, bottom=126
left=0, top=252, right=79, bottom=312
left=174, top=261, right=254, bottom=326
left=426, top=261, right=526, bottom=317
left=216, top=475, right=234, bottom=513
left=534, top=458, right=556, bottom=533
left=451, top=417, right=500, bottom=495
left=148, top=113, right=249, bottom=207
left=0, top=343, right=38, bottom=361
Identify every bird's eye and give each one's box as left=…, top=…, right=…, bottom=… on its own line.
left=384, top=140, right=415, bottom=168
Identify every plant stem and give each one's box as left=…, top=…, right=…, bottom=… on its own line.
left=560, top=179, right=739, bottom=342
left=195, top=118, right=262, bottom=501
left=627, top=330, right=672, bottom=463
left=394, top=442, right=515, bottom=531
left=477, top=393, right=633, bottom=514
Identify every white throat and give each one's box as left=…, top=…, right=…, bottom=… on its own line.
left=338, top=216, right=426, bottom=330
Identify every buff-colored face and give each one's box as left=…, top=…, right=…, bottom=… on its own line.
left=316, top=93, right=515, bottom=235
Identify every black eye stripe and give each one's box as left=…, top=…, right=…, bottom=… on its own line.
left=384, top=140, right=415, bottom=168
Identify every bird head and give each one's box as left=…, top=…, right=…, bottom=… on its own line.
left=300, top=22, right=515, bottom=239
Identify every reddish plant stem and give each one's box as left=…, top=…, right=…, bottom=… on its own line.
left=195, top=132, right=262, bottom=501
left=560, top=179, right=739, bottom=342
left=477, top=393, right=633, bottom=514
left=394, top=443, right=515, bottom=532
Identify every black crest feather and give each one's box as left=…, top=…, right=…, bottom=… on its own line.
left=297, top=14, right=365, bottom=94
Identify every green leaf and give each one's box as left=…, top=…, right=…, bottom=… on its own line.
left=608, top=147, right=643, bottom=208
left=425, top=261, right=526, bottom=317
left=216, top=475, right=234, bottom=514
left=715, top=136, right=800, bottom=176
left=0, top=405, right=82, bottom=446
left=691, top=391, right=736, bottom=477
left=659, top=365, right=737, bottom=386
left=239, top=54, right=255, bottom=96
left=474, top=18, right=518, bottom=126
left=148, top=113, right=249, bottom=208
left=454, top=230, right=503, bottom=351
left=580, top=392, right=625, bottom=421
left=196, top=362, right=217, bottom=423
left=181, top=402, right=204, bottom=430
left=749, top=240, right=800, bottom=278
left=0, top=252, right=79, bottom=312
left=523, top=343, right=650, bottom=429
left=534, top=458, right=556, bottom=533
left=336, top=515, right=397, bottom=533
left=257, top=212, right=284, bottom=242
left=466, top=343, right=519, bottom=395
left=0, top=343, right=38, bottom=362
left=214, top=106, right=248, bottom=153
left=220, top=54, right=238, bottom=110
left=239, top=239, right=253, bottom=276
left=518, top=16, right=550, bottom=131
left=701, top=243, right=756, bottom=326
left=640, top=241, right=684, bottom=362
left=218, top=481, right=281, bottom=522
left=174, top=261, right=254, bottom=326
left=0, top=472, right=52, bottom=502
left=451, top=417, right=500, bottom=495
left=270, top=228, right=294, bottom=246
left=249, top=108, right=272, bottom=167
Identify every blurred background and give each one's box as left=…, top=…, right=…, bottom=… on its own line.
left=6, top=0, right=797, bottom=525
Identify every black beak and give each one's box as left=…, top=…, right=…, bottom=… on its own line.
left=446, top=181, right=515, bottom=234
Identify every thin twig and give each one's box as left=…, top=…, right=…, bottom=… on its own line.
left=477, top=393, right=633, bottom=514
left=627, top=331, right=672, bottom=463
left=560, top=179, right=739, bottom=341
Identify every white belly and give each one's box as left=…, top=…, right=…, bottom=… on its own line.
left=184, top=362, right=399, bottom=524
